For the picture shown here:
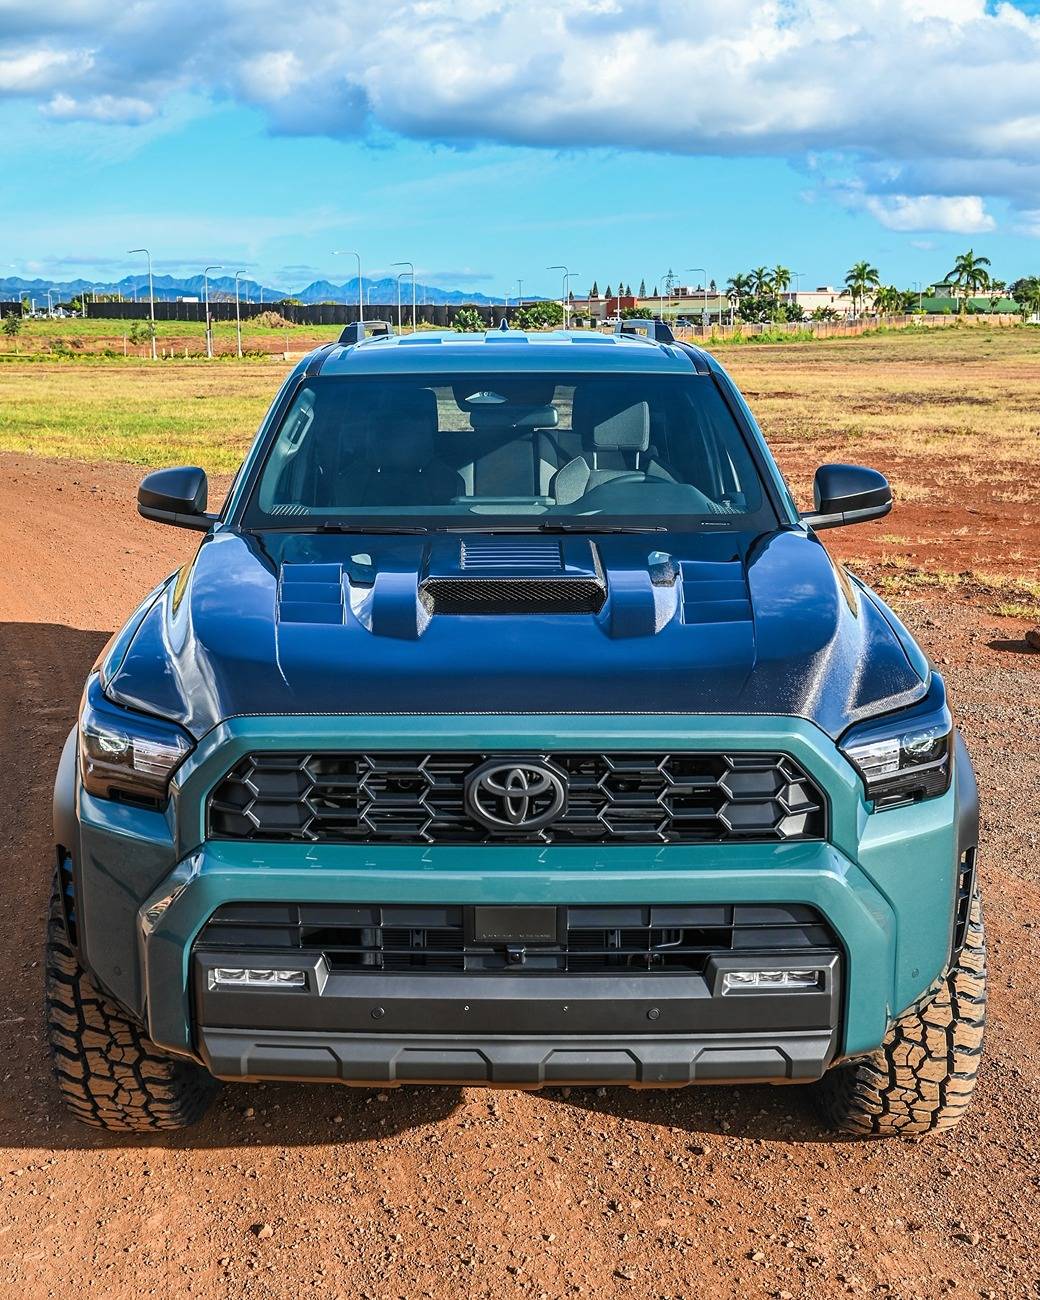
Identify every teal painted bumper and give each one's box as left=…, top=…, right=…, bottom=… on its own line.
left=70, top=713, right=964, bottom=1066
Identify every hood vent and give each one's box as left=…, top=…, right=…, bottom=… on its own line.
left=421, top=575, right=605, bottom=615
left=461, top=537, right=564, bottom=571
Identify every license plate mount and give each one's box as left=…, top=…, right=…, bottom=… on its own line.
left=469, top=905, right=562, bottom=946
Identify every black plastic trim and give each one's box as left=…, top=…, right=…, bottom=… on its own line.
left=199, top=1026, right=837, bottom=1086
left=953, top=729, right=979, bottom=859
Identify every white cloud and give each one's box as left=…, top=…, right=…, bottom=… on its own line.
left=2, top=1, right=1040, bottom=229
left=864, top=194, right=997, bottom=234
left=42, top=92, right=155, bottom=124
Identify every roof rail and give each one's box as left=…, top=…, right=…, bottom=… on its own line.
left=614, top=318, right=675, bottom=344
left=338, top=319, right=394, bottom=345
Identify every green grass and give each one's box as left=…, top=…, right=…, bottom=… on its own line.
left=0, top=363, right=273, bottom=472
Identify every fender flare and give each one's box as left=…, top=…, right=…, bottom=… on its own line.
left=953, top=729, right=979, bottom=860
left=53, top=726, right=78, bottom=857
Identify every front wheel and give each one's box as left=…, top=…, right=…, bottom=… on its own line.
left=815, top=890, right=986, bottom=1137
left=45, top=874, right=219, bottom=1131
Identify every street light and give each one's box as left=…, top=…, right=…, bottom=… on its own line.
left=548, top=266, right=578, bottom=328
left=332, top=250, right=363, bottom=322
left=234, top=271, right=246, bottom=358
left=515, top=279, right=524, bottom=308
left=392, top=261, right=416, bottom=332
left=684, top=267, right=707, bottom=329
left=128, top=247, right=157, bottom=359
left=203, top=265, right=223, bottom=358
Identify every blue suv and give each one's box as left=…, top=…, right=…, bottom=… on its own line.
left=48, top=320, right=985, bottom=1134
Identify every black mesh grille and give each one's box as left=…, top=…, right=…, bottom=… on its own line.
left=207, top=751, right=826, bottom=844
left=420, top=577, right=605, bottom=614
left=195, top=902, right=838, bottom=975
left=953, top=848, right=976, bottom=954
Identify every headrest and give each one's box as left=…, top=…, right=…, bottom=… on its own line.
left=593, top=401, right=650, bottom=451
left=573, top=386, right=650, bottom=452
left=370, top=388, right=438, bottom=468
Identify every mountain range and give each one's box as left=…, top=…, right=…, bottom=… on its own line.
left=0, top=274, right=514, bottom=307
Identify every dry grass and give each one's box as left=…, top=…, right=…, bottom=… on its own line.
left=720, top=326, right=1040, bottom=472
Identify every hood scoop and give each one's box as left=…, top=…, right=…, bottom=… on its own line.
left=420, top=536, right=606, bottom=615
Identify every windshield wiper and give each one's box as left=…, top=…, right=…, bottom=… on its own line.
left=253, top=523, right=430, bottom=534
left=532, top=521, right=666, bottom=533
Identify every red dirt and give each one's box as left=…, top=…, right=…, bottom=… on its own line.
left=1, top=452, right=1038, bottom=1299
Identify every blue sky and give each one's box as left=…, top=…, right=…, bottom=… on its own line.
left=2, top=0, right=1039, bottom=296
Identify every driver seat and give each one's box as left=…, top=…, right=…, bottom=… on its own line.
left=551, top=388, right=657, bottom=505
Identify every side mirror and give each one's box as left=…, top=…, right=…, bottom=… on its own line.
left=138, top=466, right=216, bottom=531
left=801, top=463, right=892, bottom=531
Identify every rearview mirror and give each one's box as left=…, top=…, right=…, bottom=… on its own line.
left=800, top=463, right=892, bottom=531
left=138, top=466, right=216, bottom=531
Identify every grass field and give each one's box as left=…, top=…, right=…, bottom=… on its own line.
left=1, top=325, right=1038, bottom=612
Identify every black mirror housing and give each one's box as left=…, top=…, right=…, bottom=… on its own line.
left=801, top=463, right=892, bottom=531
left=138, top=466, right=215, bottom=531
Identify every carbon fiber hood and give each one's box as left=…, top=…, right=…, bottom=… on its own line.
left=103, top=526, right=929, bottom=741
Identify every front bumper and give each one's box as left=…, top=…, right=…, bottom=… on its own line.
left=194, top=951, right=842, bottom=1086
left=60, top=712, right=972, bottom=1083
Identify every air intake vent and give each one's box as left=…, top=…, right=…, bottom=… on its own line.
left=421, top=576, right=605, bottom=615
left=195, top=902, right=839, bottom=975
left=461, top=538, right=564, bottom=571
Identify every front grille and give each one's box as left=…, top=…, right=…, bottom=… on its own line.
left=195, top=902, right=838, bottom=975
left=420, top=576, right=605, bottom=614
left=207, top=751, right=826, bottom=845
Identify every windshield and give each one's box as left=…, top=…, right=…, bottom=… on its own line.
left=242, top=372, right=771, bottom=530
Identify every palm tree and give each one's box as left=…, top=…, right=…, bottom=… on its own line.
left=1009, top=276, right=1040, bottom=319
left=844, top=261, right=881, bottom=316
left=726, top=273, right=752, bottom=303
left=873, top=285, right=906, bottom=315
left=772, top=265, right=792, bottom=295
left=750, top=266, right=772, bottom=297
left=947, top=249, right=991, bottom=312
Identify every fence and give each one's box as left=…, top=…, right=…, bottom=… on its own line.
left=42, top=300, right=516, bottom=328
left=668, top=312, right=1024, bottom=342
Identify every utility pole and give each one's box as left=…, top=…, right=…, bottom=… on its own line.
left=516, top=279, right=524, bottom=308
left=128, top=247, right=157, bottom=359
left=548, top=265, right=578, bottom=328
left=392, top=262, right=416, bottom=332
left=203, top=265, right=223, bottom=358
left=332, top=250, right=363, bottom=322
left=684, top=267, right=707, bottom=328
left=234, top=271, right=245, bottom=358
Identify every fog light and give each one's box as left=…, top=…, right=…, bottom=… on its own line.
left=722, top=969, right=822, bottom=992
left=208, top=967, right=308, bottom=990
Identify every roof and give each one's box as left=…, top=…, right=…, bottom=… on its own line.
left=308, top=328, right=714, bottom=377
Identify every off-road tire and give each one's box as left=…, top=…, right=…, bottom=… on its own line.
left=45, top=877, right=219, bottom=1131
left=816, top=890, right=986, bottom=1137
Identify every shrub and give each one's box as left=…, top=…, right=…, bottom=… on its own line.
left=514, top=301, right=565, bottom=330
left=253, top=310, right=292, bottom=329
left=451, top=308, right=485, bottom=332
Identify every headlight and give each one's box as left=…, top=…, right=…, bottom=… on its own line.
left=79, top=676, right=194, bottom=807
left=840, top=685, right=953, bottom=810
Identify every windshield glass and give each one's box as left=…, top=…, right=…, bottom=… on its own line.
left=243, top=372, right=771, bottom=529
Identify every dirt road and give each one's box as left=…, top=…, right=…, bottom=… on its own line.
left=1, top=451, right=1038, bottom=1299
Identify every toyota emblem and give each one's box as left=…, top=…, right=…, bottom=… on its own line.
left=465, top=759, right=567, bottom=833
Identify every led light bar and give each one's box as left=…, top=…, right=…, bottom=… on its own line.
left=722, top=968, right=823, bottom=992
left=208, top=967, right=308, bottom=990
